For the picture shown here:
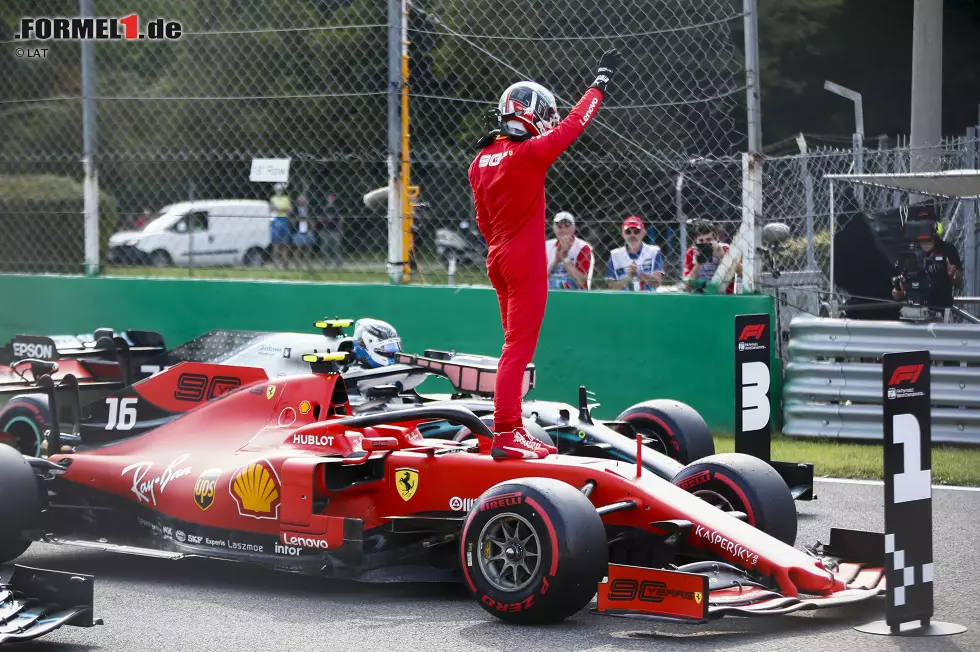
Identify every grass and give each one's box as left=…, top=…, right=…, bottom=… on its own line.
left=713, top=433, right=980, bottom=487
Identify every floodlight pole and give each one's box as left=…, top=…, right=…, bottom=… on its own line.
left=825, top=81, right=865, bottom=207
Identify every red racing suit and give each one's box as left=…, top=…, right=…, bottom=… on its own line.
left=467, top=87, right=604, bottom=432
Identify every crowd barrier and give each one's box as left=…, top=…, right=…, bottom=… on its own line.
left=0, top=274, right=777, bottom=432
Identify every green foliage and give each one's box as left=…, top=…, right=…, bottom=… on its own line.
left=775, top=228, right=830, bottom=276
left=0, top=175, right=119, bottom=273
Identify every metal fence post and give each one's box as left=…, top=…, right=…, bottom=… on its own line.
left=829, top=179, right=837, bottom=315
left=80, top=0, right=99, bottom=277
left=743, top=0, right=762, bottom=154
left=386, top=0, right=404, bottom=284
left=795, top=134, right=816, bottom=271
left=675, top=173, right=686, bottom=272
left=966, top=127, right=978, bottom=298
left=853, top=132, right=864, bottom=208
left=740, top=152, right=763, bottom=293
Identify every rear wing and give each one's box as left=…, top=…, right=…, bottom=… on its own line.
left=0, top=329, right=167, bottom=386
left=391, top=349, right=535, bottom=399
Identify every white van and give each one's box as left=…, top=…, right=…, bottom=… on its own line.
left=108, top=200, right=273, bottom=267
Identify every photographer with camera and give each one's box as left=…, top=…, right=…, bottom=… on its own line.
left=683, top=218, right=737, bottom=294
left=890, top=204, right=962, bottom=319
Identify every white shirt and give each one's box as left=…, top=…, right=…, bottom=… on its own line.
left=545, top=237, right=594, bottom=289
left=606, top=243, right=664, bottom=291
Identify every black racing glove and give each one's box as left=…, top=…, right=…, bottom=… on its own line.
left=589, top=48, right=621, bottom=94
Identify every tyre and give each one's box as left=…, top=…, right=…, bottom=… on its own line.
left=150, top=249, right=172, bottom=267
left=243, top=247, right=267, bottom=267
left=0, top=395, right=51, bottom=457
left=460, top=477, right=607, bottom=625
left=0, top=443, right=42, bottom=563
left=616, top=399, right=715, bottom=465
left=671, top=453, right=797, bottom=546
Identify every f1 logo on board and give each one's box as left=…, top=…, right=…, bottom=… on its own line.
left=889, top=365, right=924, bottom=386
left=739, top=324, right=766, bottom=341
left=887, top=364, right=927, bottom=400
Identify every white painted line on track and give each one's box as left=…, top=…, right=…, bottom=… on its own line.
left=816, top=476, right=980, bottom=492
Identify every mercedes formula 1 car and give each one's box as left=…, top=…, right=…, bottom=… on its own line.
left=1, top=352, right=884, bottom=626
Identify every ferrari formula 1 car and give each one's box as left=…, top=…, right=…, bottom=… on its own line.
left=0, top=319, right=810, bottom=546
left=1, top=354, right=884, bottom=626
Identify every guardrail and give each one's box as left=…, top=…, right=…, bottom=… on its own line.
left=783, top=316, right=980, bottom=444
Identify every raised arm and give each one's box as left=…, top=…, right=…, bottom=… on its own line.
left=525, top=49, right=621, bottom=167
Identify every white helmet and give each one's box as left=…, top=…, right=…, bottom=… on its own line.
left=352, top=318, right=402, bottom=368
left=497, top=81, right=560, bottom=139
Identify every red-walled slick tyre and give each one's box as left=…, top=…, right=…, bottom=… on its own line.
left=616, top=399, right=714, bottom=465
left=671, top=453, right=797, bottom=546
left=459, top=478, right=607, bottom=625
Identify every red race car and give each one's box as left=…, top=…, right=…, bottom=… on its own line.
left=0, top=353, right=886, bottom=625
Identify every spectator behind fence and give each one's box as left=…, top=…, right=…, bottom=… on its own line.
left=683, top=218, right=736, bottom=294
left=317, top=192, right=344, bottom=268
left=605, top=215, right=663, bottom=291
left=269, top=182, right=292, bottom=268
left=545, top=211, right=594, bottom=289
left=292, top=193, right=315, bottom=262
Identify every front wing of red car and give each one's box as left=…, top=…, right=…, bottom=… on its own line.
left=596, top=527, right=887, bottom=622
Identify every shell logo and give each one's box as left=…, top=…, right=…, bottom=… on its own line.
left=229, top=458, right=281, bottom=519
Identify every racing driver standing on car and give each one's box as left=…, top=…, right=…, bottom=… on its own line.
left=468, top=49, right=621, bottom=460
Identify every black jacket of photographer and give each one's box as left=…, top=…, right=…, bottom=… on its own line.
left=907, top=236, right=961, bottom=308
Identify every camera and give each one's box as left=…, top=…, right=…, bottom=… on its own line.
left=892, top=250, right=931, bottom=305
left=695, top=242, right=713, bottom=264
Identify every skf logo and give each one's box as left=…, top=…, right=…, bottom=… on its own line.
left=396, top=467, right=419, bottom=501
left=739, top=324, right=766, bottom=341
left=888, top=364, right=924, bottom=386
left=478, top=151, right=512, bottom=168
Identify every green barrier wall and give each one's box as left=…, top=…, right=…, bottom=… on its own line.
left=1, top=275, right=778, bottom=432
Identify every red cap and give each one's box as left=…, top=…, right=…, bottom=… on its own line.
left=622, top=216, right=644, bottom=230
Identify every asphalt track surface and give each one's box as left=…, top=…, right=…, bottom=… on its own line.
left=5, top=479, right=979, bottom=652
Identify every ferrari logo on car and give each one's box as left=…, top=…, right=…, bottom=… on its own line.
left=266, top=385, right=276, bottom=400
left=229, top=459, right=281, bottom=519
left=695, top=592, right=702, bottom=604
left=396, top=468, right=419, bottom=501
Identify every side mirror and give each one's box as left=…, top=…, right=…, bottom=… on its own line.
left=175, top=221, right=187, bottom=233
